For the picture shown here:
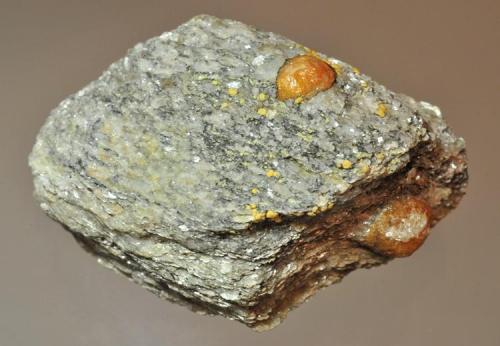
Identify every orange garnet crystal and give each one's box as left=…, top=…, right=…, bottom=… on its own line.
left=276, top=55, right=336, bottom=101
left=352, top=197, right=432, bottom=258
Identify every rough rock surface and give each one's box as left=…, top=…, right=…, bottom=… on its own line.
left=29, top=15, right=468, bottom=330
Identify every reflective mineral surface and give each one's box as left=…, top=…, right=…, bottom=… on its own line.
left=29, top=15, right=468, bottom=330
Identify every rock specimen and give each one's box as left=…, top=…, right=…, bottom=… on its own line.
left=29, top=15, right=468, bottom=330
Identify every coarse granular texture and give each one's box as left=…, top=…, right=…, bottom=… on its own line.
left=29, top=15, right=468, bottom=330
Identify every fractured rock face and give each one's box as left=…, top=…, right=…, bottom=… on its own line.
left=29, top=15, right=468, bottom=330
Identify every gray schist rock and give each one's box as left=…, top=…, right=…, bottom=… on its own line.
left=29, top=15, right=468, bottom=330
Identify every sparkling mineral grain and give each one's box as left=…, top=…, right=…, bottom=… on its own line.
left=29, top=15, right=468, bottom=330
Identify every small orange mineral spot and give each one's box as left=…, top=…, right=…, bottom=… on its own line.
left=351, top=196, right=431, bottom=257
left=276, top=55, right=336, bottom=101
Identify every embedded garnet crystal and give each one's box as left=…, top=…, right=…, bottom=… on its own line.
left=349, top=197, right=432, bottom=257
left=276, top=54, right=336, bottom=101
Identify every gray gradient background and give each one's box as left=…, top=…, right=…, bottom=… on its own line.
left=1, top=1, right=498, bottom=345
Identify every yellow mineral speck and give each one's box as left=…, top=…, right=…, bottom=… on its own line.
left=220, top=101, right=229, bottom=109
left=266, top=210, right=279, bottom=219
left=266, top=169, right=280, bottom=178
left=319, top=201, right=335, bottom=212
left=254, top=212, right=266, bottom=222
left=239, top=98, right=246, bottom=105
left=212, top=80, right=220, bottom=85
left=294, top=96, right=303, bottom=104
left=257, top=92, right=268, bottom=101
left=376, top=152, right=385, bottom=161
left=250, top=187, right=260, bottom=194
left=306, top=206, right=319, bottom=217
left=360, top=164, right=370, bottom=174
left=375, top=103, right=387, bottom=117
left=352, top=67, right=360, bottom=75
left=341, top=159, right=353, bottom=169
left=360, top=80, right=369, bottom=90
left=257, top=107, right=268, bottom=116
left=227, top=88, right=238, bottom=96
left=251, top=208, right=266, bottom=222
